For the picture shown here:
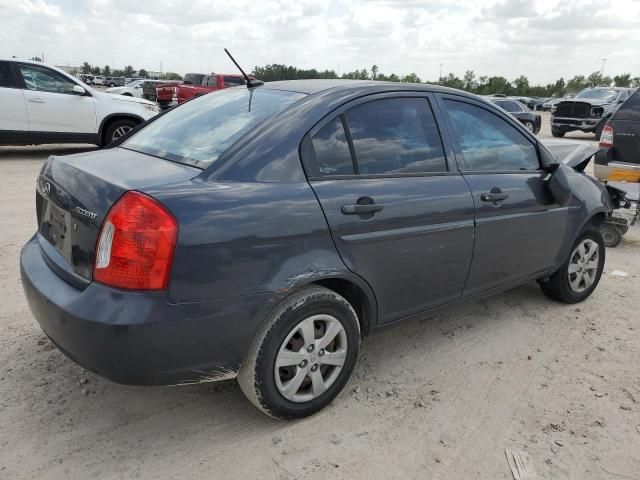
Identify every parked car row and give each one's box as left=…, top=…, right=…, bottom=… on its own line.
left=486, top=97, right=542, bottom=134
left=0, top=58, right=158, bottom=146
left=106, top=79, right=171, bottom=102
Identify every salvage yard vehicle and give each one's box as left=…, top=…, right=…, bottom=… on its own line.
left=489, top=97, right=541, bottom=134
left=551, top=87, right=636, bottom=139
left=594, top=89, right=640, bottom=245
left=155, top=72, right=249, bottom=109
left=22, top=79, right=616, bottom=419
left=106, top=79, right=169, bottom=100
left=0, top=58, right=159, bottom=146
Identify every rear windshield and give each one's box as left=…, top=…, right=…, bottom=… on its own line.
left=123, top=88, right=305, bottom=168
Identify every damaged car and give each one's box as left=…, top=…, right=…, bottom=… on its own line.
left=551, top=87, right=636, bottom=139
left=21, top=80, right=617, bottom=419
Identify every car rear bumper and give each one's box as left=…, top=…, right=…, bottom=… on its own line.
left=551, top=116, right=600, bottom=132
left=20, top=235, right=275, bottom=386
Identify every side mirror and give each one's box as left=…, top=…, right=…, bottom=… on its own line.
left=72, top=85, right=86, bottom=95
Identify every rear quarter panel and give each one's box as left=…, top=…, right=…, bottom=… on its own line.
left=144, top=178, right=351, bottom=304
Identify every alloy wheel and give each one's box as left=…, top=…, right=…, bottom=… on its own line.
left=112, top=126, right=132, bottom=141
left=274, top=314, right=347, bottom=403
left=525, top=121, right=534, bottom=132
left=568, top=239, right=599, bottom=293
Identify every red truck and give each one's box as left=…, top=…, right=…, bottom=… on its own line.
left=156, top=73, right=249, bottom=109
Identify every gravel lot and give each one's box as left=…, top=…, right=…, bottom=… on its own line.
left=1, top=114, right=639, bottom=479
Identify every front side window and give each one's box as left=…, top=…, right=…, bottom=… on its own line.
left=345, top=98, right=447, bottom=175
left=0, top=62, right=17, bottom=88
left=19, top=65, right=77, bottom=94
left=444, top=99, right=539, bottom=171
left=124, top=88, right=305, bottom=168
left=310, top=117, right=355, bottom=175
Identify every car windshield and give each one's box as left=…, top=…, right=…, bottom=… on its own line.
left=123, top=87, right=305, bottom=168
left=126, top=80, right=143, bottom=87
left=576, top=89, right=618, bottom=101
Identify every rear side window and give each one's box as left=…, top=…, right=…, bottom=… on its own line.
left=0, top=62, right=17, bottom=88
left=444, top=99, right=539, bottom=171
left=494, top=100, right=522, bottom=113
left=613, top=91, right=640, bottom=122
left=345, top=98, right=447, bottom=175
left=311, top=117, right=355, bottom=175
left=223, top=76, right=244, bottom=87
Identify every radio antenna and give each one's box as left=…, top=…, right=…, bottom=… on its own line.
left=224, top=48, right=263, bottom=88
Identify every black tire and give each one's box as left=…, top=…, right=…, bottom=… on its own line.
left=600, top=224, right=622, bottom=247
left=551, top=129, right=565, bottom=138
left=103, top=119, right=137, bottom=146
left=237, top=286, right=360, bottom=420
left=539, top=228, right=605, bottom=303
left=524, top=121, right=535, bottom=133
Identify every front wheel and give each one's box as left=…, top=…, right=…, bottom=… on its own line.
left=524, top=121, right=535, bottom=133
left=238, top=286, right=360, bottom=420
left=103, top=119, right=137, bottom=145
left=551, top=128, right=565, bottom=138
left=539, top=229, right=605, bottom=303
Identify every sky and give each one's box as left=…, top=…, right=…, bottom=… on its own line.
left=1, top=0, right=639, bottom=84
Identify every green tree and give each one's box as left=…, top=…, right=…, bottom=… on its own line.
left=586, top=71, right=611, bottom=87
left=103, top=65, right=111, bottom=76
left=566, top=75, right=588, bottom=93
left=632, top=77, right=640, bottom=88
left=138, top=68, right=148, bottom=78
left=371, top=64, right=379, bottom=80
left=440, top=73, right=464, bottom=89
left=512, top=75, right=530, bottom=95
left=123, top=65, right=135, bottom=77
left=90, top=66, right=101, bottom=75
left=401, top=72, right=421, bottom=83
left=462, top=70, right=476, bottom=91
left=613, top=73, right=632, bottom=87
left=81, top=62, right=92, bottom=74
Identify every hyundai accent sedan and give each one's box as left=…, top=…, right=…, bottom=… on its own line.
left=21, top=80, right=613, bottom=419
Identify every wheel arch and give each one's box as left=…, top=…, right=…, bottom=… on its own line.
left=310, top=276, right=378, bottom=338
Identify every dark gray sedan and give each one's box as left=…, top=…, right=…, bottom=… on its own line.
left=21, top=80, right=613, bottom=419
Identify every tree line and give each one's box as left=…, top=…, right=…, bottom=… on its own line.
left=251, top=64, right=640, bottom=97
left=79, top=62, right=182, bottom=80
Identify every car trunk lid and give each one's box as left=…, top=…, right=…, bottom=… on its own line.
left=36, top=147, right=200, bottom=286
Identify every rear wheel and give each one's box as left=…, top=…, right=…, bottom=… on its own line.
left=524, top=121, right=535, bottom=132
left=540, top=229, right=605, bottom=303
left=551, top=128, right=565, bottom=138
left=238, top=286, right=360, bottom=419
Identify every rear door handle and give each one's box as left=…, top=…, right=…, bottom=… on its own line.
left=480, top=188, right=508, bottom=203
left=341, top=204, right=384, bottom=215
left=28, top=98, right=45, bottom=103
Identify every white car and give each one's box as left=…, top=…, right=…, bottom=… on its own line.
left=0, top=59, right=159, bottom=146
left=92, top=75, right=105, bottom=86
left=106, top=79, right=168, bottom=99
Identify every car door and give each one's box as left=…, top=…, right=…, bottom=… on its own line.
left=17, top=63, right=97, bottom=134
left=437, top=95, right=568, bottom=296
left=0, top=61, right=29, bottom=140
left=610, top=90, right=640, bottom=166
left=303, top=93, right=476, bottom=323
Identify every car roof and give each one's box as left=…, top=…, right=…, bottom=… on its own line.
left=260, top=78, right=473, bottom=97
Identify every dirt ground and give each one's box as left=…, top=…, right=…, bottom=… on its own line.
left=1, top=122, right=639, bottom=479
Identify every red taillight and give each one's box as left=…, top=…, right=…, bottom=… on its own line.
left=94, top=191, right=177, bottom=290
left=599, top=124, right=614, bottom=148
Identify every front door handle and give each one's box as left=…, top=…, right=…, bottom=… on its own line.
left=341, top=204, right=384, bottom=215
left=480, top=188, right=508, bottom=203
left=28, top=98, right=45, bottom=103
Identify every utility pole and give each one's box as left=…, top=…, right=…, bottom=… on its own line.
left=600, top=58, right=607, bottom=77
left=439, top=63, right=443, bottom=82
